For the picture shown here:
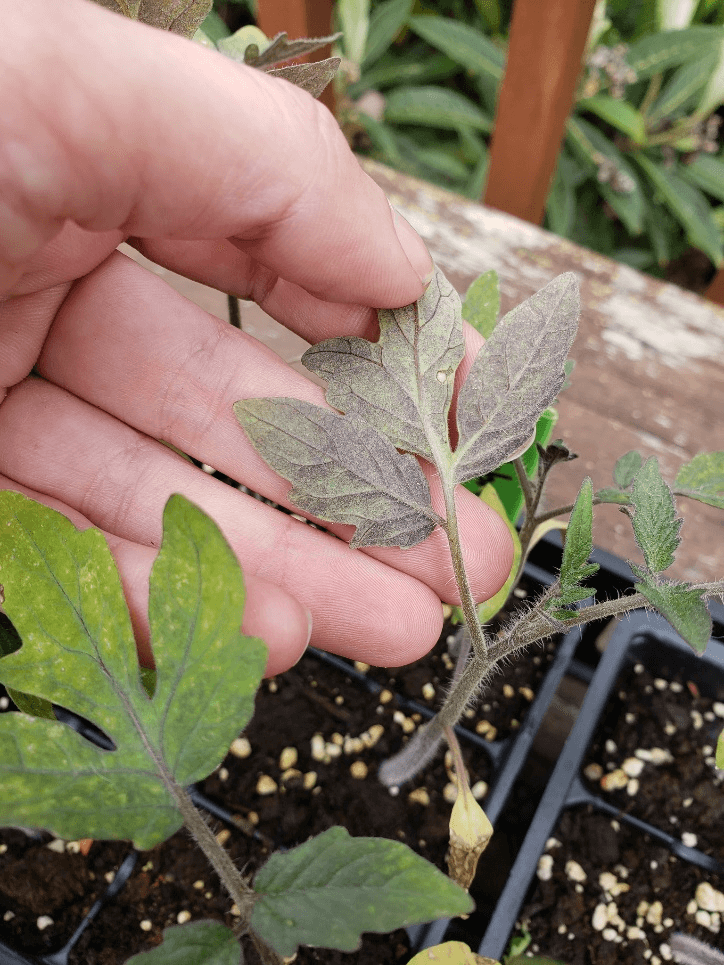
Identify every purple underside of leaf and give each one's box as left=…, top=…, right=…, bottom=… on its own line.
left=302, top=266, right=465, bottom=463
left=233, top=397, right=437, bottom=549
left=453, top=273, right=580, bottom=484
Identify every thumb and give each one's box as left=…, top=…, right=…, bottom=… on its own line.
left=1, top=0, right=432, bottom=304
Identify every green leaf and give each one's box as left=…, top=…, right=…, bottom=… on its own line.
left=548, top=477, right=598, bottom=616
left=453, top=274, right=580, bottom=484
left=566, top=117, right=645, bottom=235
left=198, top=9, right=230, bottom=44
left=635, top=154, right=724, bottom=266
left=476, top=484, right=522, bottom=625
left=674, top=451, right=724, bottom=509
left=384, top=86, right=492, bottom=132
left=250, top=826, right=473, bottom=956
left=491, top=408, right=558, bottom=526
left=632, top=566, right=712, bottom=653
left=648, top=53, right=718, bottom=122
left=0, top=492, right=266, bottom=849
left=681, top=154, right=724, bottom=204
left=363, top=0, right=414, bottom=68
left=125, top=921, right=241, bottom=964
left=338, top=0, right=370, bottom=66
left=625, top=456, right=681, bottom=574
left=595, top=487, right=632, bottom=505
left=626, top=26, right=723, bottom=80
left=461, top=269, right=499, bottom=339
left=217, top=25, right=270, bottom=61
left=233, top=398, right=438, bottom=549
left=302, top=265, right=465, bottom=464
left=559, top=478, right=599, bottom=592
left=577, top=95, right=646, bottom=144
left=408, top=15, right=505, bottom=82
left=717, top=728, right=724, bottom=770
left=613, top=450, right=643, bottom=489
left=352, top=47, right=458, bottom=93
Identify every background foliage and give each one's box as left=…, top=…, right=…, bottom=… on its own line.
left=210, top=0, right=724, bottom=288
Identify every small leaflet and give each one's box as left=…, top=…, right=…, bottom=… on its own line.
left=613, top=450, right=643, bottom=489
left=674, top=451, right=724, bottom=510
left=625, top=457, right=681, bottom=574
left=250, top=826, right=473, bottom=956
left=303, top=265, right=465, bottom=463
left=453, top=273, right=580, bottom=484
left=234, top=397, right=438, bottom=548
left=632, top=566, right=712, bottom=654
left=266, top=59, right=341, bottom=98
left=0, top=492, right=266, bottom=849
left=549, top=477, right=598, bottom=616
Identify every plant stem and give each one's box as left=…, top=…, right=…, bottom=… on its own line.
left=441, top=477, right=488, bottom=660
left=168, top=779, right=256, bottom=921
left=228, top=294, right=242, bottom=329
left=513, top=456, right=536, bottom=519
left=533, top=496, right=608, bottom=525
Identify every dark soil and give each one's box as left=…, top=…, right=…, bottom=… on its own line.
left=519, top=807, right=724, bottom=965
left=582, top=659, right=724, bottom=857
left=0, top=613, right=561, bottom=965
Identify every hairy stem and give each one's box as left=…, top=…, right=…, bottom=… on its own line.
left=228, top=293, right=242, bottom=329
left=169, top=780, right=256, bottom=922
left=441, top=477, right=488, bottom=660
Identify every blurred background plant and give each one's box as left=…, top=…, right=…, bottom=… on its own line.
left=204, top=0, right=724, bottom=291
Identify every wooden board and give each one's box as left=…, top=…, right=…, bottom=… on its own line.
left=363, top=159, right=724, bottom=584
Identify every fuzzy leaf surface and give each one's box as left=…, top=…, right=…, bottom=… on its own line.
left=251, top=826, right=473, bottom=956
left=453, top=273, right=580, bottom=484
left=674, top=451, right=724, bottom=510
left=548, top=478, right=598, bottom=616
left=0, top=493, right=266, bottom=848
left=125, top=921, right=241, bottom=964
left=302, top=266, right=465, bottom=463
left=461, top=269, right=499, bottom=339
left=234, top=398, right=437, bottom=548
left=632, top=566, right=712, bottom=654
left=595, top=488, right=632, bottom=506
left=626, top=457, right=681, bottom=574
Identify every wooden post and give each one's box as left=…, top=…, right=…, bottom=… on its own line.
left=705, top=267, right=724, bottom=306
left=255, top=0, right=335, bottom=112
left=484, top=0, right=598, bottom=224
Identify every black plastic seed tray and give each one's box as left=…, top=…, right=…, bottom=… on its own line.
left=477, top=610, right=724, bottom=962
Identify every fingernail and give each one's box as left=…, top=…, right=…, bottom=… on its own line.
left=390, top=202, right=434, bottom=288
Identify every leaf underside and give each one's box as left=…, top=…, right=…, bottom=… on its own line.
left=251, top=826, right=473, bottom=956
left=234, top=397, right=437, bottom=548
left=303, top=265, right=465, bottom=463
left=0, top=492, right=266, bottom=849
left=632, top=565, right=712, bottom=654
left=453, top=273, right=580, bottom=484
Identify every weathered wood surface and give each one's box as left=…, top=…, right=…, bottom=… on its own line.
left=363, top=160, right=724, bottom=584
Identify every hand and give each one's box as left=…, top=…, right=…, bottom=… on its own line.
left=0, top=0, right=513, bottom=675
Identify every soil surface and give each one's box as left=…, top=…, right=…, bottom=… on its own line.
left=583, top=658, right=724, bottom=857
left=520, top=807, right=724, bottom=965
left=0, top=612, right=561, bottom=965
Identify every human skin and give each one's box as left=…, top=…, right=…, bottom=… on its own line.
left=0, top=0, right=513, bottom=675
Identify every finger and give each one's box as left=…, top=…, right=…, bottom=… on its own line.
left=2, top=0, right=431, bottom=302
left=0, top=380, right=448, bottom=667
left=37, top=252, right=514, bottom=605
left=0, top=474, right=310, bottom=676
